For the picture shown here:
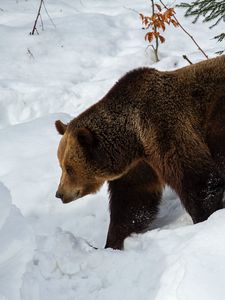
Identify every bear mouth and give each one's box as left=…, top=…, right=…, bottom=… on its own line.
left=61, top=191, right=81, bottom=204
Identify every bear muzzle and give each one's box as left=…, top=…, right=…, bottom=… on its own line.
left=55, top=190, right=81, bottom=203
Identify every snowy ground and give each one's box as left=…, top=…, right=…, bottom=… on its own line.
left=1, top=0, right=225, bottom=299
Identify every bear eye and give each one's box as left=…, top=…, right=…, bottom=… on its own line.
left=65, top=166, right=73, bottom=176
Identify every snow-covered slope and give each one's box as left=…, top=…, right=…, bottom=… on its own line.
left=0, top=0, right=221, bottom=129
left=0, top=0, right=225, bottom=299
left=22, top=211, right=225, bottom=300
left=0, top=183, right=34, bottom=300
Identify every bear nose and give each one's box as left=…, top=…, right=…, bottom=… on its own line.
left=55, top=191, right=63, bottom=199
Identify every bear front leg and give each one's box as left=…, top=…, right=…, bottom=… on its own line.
left=175, top=164, right=225, bottom=224
left=106, top=161, right=162, bottom=250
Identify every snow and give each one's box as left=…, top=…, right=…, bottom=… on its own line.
left=0, top=0, right=225, bottom=299
left=0, top=183, right=34, bottom=300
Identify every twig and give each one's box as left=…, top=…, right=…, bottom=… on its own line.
left=183, top=54, right=193, bottom=65
left=159, top=0, right=208, bottom=59
left=85, top=240, right=98, bottom=250
left=40, top=13, right=44, bottom=31
left=123, top=6, right=140, bottom=15
left=79, top=0, right=85, bottom=6
left=43, top=0, right=56, bottom=28
left=30, top=0, right=55, bottom=35
left=27, top=49, right=35, bottom=60
left=30, top=0, right=44, bottom=35
left=151, top=0, right=160, bottom=62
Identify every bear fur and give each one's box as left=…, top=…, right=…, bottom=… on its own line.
left=55, top=55, right=225, bottom=250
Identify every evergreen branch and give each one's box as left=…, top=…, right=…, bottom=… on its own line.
left=216, top=50, right=225, bottom=55
left=214, top=33, right=225, bottom=42
left=178, top=0, right=225, bottom=54
left=209, top=15, right=224, bottom=29
left=178, top=0, right=225, bottom=27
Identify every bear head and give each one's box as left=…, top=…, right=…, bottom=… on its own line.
left=55, top=119, right=107, bottom=203
left=56, top=118, right=134, bottom=203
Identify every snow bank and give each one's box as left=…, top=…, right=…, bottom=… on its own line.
left=0, top=113, right=71, bottom=216
left=0, top=182, right=34, bottom=300
left=21, top=210, right=225, bottom=300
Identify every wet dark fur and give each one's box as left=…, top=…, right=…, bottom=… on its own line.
left=59, top=56, right=225, bottom=249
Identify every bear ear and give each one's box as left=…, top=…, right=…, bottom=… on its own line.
left=76, top=128, right=94, bottom=147
left=55, top=120, right=67, bottom=135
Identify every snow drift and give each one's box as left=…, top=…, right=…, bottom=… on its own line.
left=0, top=183, right=34, bottom=300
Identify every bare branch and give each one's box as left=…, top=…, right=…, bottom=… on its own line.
left=123, top=6, right=140, bottom=15
left=40, top=13, right=44, bottom=31
left=159, top=0, right=208, bottom=59
left=27, top=48, right=35, bottom=60
left=183, top=54, right=193, bottom=64
left=30, top=0, right=55, bottom=35
left=151, top=0, right=160, bottom=62
left=43, top=0, right=56, bottom=28
left=30, top=0, right=44, bottom=35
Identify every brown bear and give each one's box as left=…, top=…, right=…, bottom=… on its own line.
left=55, top=55, right=225, bottom=250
